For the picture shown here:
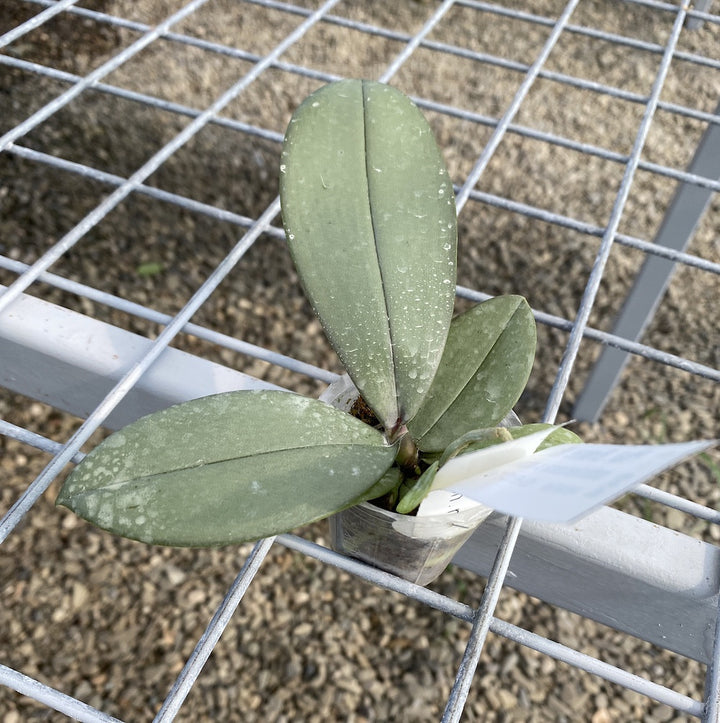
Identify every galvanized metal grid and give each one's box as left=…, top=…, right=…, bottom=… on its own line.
left=0, top=0, right=718, bottom=720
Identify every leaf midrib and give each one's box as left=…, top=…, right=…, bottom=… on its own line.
left=362, top=79, right=400, bottom=425
left=415, top=299, right=523, bottom=439
left=67, top=441, right=394, bottom=495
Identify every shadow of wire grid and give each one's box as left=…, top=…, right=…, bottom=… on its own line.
left=0, top=0, right=719, bottom=720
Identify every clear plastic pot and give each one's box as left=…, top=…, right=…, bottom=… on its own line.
left=320, top=375, right=495, bottom=586
left=329, top=499, right=492, bottom=586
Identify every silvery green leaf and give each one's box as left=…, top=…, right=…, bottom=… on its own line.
left=407, top=296, right=536, bottom=452
left=438, top=427, right=514, bottom=466
left=396, top=460, right=439, bottom=515
left=505, top=423, right=583, bottom=451
left=443, top=424, right=582, bottom=459
left=280, top=79, right=457, bottom=429
left=363, top=465, right=403, bottom=501
left=57, top=391, right=396, bottom=546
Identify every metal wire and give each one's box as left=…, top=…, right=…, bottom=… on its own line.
left=0, top=0, right=80, bottom=49
left=0, top=418, right=86, bottom=465
left=544, top=0, right=689, bottom=422
left=278, top=534, right=706, bottom=717
left=0, top=0, right=348, bottom=544
left=1, top=0, right=719, bottom=720
left=152, top=537, right=277, bottom=722
left=0, top=665, right=123, bottom=723
left=456, top=284, right=720, bottom=383
left=3, top=60, right=719, bottom=264
left=0, top=256, right=336, bottom=383
left=16, top=0, right=720, bottom=144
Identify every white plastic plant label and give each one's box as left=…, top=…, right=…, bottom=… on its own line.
left=420, top=434, right=716, bottom=523
left=416, top=427, right=557, bottom=518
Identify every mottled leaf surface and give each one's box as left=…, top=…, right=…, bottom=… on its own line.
left=280, top=79, right=457, bottom=428
left=407, top=296, right=536, bottom=452
left=57, top=391, right=396, bottom=546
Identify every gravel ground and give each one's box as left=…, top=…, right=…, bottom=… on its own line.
left=1, top=0, right=719, bottom=720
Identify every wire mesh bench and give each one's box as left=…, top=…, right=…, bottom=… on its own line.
left=1, top=0, right=719, bottom=720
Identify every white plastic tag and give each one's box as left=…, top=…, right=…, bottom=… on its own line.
left=421, top=437, right=716, bottom=523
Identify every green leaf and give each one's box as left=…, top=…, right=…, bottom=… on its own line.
left=407, top=296, right=536, bottom=452
left=505, top=423, right=583, bottom=451
left=396, top=460, right=439, bottom=515
left=280, top=79, right=457, bottom=429
left=450, top=424, right=583, bottom=458
left=57, top=391, right=396, bottom=546
left=364, top=465, right=403, bottom=501
left=136, top=261, right=164, bottom=277
left=438, top=427, right=514, bottom=466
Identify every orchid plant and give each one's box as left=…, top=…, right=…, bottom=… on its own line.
left=57, top=80, right=579, bottom=547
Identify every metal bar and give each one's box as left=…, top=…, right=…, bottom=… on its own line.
left=442, top=516, right=524, bottom=722
left=278, top=533, right=479, bottom=620
left=21, top=0, right=720, bottom=116
left=463, top=188, right=720, bottom=275
left=279, top=534, right=706, bottom=716
left=5, top=134, right=720, bottom=278
left=252, top=0, right=720, bottom=73
left=5, top=60, right=720, bottom=224
left=0, top=0, right=81, bottom=49
left=454, top=507, right=720, bottom=664
left=490, top=619, right=705, bottom=717
left=573, top=99, right=720, bottom=422
left=20, top=0, right=342, bottom=83
left=687, top=0, right=712, bottom=30
left=3, top=140, right=276, bottom=230
left=454, top=0, right=582, bottom=213
left=0, top=257, right=334, bottom=384
left=703, top=595, right=720, bottom=721
left=0, top=285, right=282, bottom=431
left=0, top=664, right=123, bottom=723
left=153, top=537, right=276, bottom=722
left=456, top=0, right=720, bottom=70
left=0, top=0, right=332, bottom=316
left=6, top=46, right=720, bottom=195
left=0, top=51, right=288, bottom=140
left=0, top=418, right=86, bottom=465
left=377, top=0, right=457, bottom=82
left=456, top=286, right=720, bottom=383
left=444, top=0, right=582, bottom=718
left=544, top=0, right=689, bottom=422
left=0, top=0, right=211, bottom=154
left=4, top=332, right=718, bottom=668
left=627, top=0, right=720, bottom=25
left=632, top=484, right=720, bottom=524
left=0, top=196, right=280, bottom=545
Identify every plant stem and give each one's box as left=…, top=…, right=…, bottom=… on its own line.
left=395, top=431, right=419, bottom=475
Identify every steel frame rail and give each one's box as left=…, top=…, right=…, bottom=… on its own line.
left=1, top=0, right=719, bottom=720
